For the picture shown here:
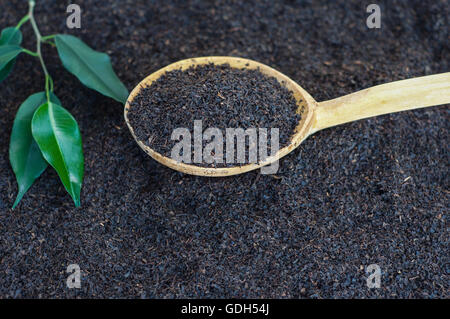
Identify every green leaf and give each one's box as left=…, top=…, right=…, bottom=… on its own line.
left=0, top=27, right=22, bottom=82
left=0, top=27, right=23, bottom=46
left=0, top=45, right=23, bottom=71
left=0, top=59, right=17, bottom=82
left=54, top=34, right=128, bottom=103
left=31, top=101, right=84, bottom=207
left=9, top=92, right=61, bottom=209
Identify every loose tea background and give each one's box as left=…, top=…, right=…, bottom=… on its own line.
left=0, top=0, right=448, bottom=298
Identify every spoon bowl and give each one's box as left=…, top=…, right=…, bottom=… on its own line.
left=124, top=56, right=450, bottom=177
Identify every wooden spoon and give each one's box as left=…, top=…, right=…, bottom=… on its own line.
left=124, top=56, right=450, bottom=177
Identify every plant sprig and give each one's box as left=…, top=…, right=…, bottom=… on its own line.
left=3, top=0, right=129, bottom=208
left=28, top=0, right=53, bottom=101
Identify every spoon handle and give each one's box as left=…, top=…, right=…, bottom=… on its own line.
left=312, top=72, right=450, bottom=132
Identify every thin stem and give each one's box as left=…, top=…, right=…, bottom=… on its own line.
left=22, top=48, right=39, bottom=57
left=41, top=34, right=56, bottom=41
left=42, top=34, right=57, bottom=48
left=42, top=39, right=56, bottom=47
left=15, top=14, right=30, bottom=29
left=28, top=0, right=53, bottom=99
left=45, top=75, right=50, bottom=100
left=48, top=75, right=54, bottom=92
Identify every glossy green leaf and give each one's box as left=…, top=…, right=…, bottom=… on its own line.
left=0, top=27, right=22, bottom=46
left=54, top=34, right=128, bottom=103
left=0, top=27, right=23, bottom=82
left=0, top=45, right=23, bottom=70
left=9, top=92, right=61, bottom=209
left=0, top=45, right=23, bottom=81
left=0, top=58, right=16, bottom=82
left=32, top=101, right=84, bottom=207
